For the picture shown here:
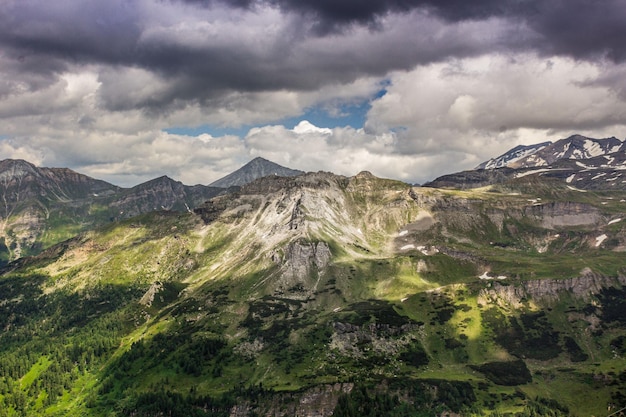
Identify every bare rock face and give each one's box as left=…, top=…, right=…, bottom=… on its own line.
left=524, top=202, right=602, bottom=229
left=1, top=206, right=46, bottom=260
left=479, top=269, right=626, bottom=307
left=276, top=240, right=331, bottom=298
left=229, top=383, right=353, bottom=417
left=139, top=281, right=164, bottom=307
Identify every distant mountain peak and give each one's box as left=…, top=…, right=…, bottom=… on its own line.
left=477, top=135, right=625, bottom=170
left=428, top=134, right=626, bottom=190
left=209, top=157, right=304, bottom=188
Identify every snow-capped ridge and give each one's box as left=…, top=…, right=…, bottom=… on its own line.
left=477, top=135, right=625, bottom=170
left=476, top=142, right=551, bottom=169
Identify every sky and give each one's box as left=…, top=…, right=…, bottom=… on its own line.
left=1, top=0, right=626, bottom=187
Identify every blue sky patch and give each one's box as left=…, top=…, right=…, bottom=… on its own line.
left=164, top=95, right=377, bottom=138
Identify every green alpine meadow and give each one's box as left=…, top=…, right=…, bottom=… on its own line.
left=1, top=144, right=626, bottom=416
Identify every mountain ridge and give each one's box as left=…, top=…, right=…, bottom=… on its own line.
left=477, top=134, right=625, bottom=170
left=430, top=134, right=626, bottom=190
left=0, top=156, right=302, bottom=264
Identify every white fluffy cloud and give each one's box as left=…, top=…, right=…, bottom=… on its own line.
left=366, top=54, right=626, bottom=172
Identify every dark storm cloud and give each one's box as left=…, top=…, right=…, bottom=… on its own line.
left=205, top=0, right=626, bottom=60
left=185, top=0, right=508, bottom=26
left=2, top=0, right=625, bottom=74
left=294, top=0, right=626, bottom=61
left=0, top=1, right=141, bottom=69
left=1, top=0, right=625, bottom=117
left=526, top=0, right=626, bottom=62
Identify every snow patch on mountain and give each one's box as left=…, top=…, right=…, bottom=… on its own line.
left=515, top=169, right=552, bottom=178
left=479, top=272, right=507, bottom=280
left=476, top=142, right=550, bottom=169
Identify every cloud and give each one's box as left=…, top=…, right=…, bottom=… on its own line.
left=207, top=0, right=626, bottom=61
left=369, top=54, right=626, bottom=135
left=4, top=0, right=623, bottom=125
left=366, top=53, right=626, bottom=170
left=1, top=0, right=626, bottom=188
left=0, top=1, right=522, bottom=118
left=524, top=0, right=626, bottom=62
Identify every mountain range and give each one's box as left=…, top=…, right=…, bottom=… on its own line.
left=0, top=157, right=297, bottom=264
left=0, top=135, right=625, bottom=416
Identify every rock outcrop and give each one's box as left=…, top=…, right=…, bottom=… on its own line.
left=479, top=269, right=626, bottom=306
left=229, top=383, right=354, bottom=417
left=275, top=240, right=331, bottom=298
left=524, top=202, right=602, bottom=229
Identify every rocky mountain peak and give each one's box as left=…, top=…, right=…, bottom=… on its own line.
left=0, top=159, right=41, bottom=181
left=477, top=135, right=625, bottom=170
left=130, top=175, right=180, bottom=190
left=510, top=135, right=623, bottom=168
left=209, top=157, right=304, bottom=188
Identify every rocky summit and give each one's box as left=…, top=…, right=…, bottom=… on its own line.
left=209, top=157, right=304, bottom=188
left=0, top=149, right=625, bottom=417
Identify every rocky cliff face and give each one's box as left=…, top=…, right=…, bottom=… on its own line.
left=274, top=240, right=331, bottom=298
left=523, top=202, right=602, bottom=229
left=229, top=383, right=354, bottom=417
left=479, top=269, right=626, bottom=307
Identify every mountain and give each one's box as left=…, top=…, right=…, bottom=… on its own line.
left=209, top=156, right=304, bottom=187
left=107, top=175, right=224, bottom=220
left=0, top=160, right=225, bottom=264
left=0, top=157, right=302, bottom=265
left=0, top=158, right=120, bottom=204
left=428, top=134, right=626, bottom=190
left=1, top=169, right=625, bottom=416
left=0, top=159, right=122, bottom=261
left=477, top=134, right=624, bottom=170
left=510, top=134, right=623, bottom=168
